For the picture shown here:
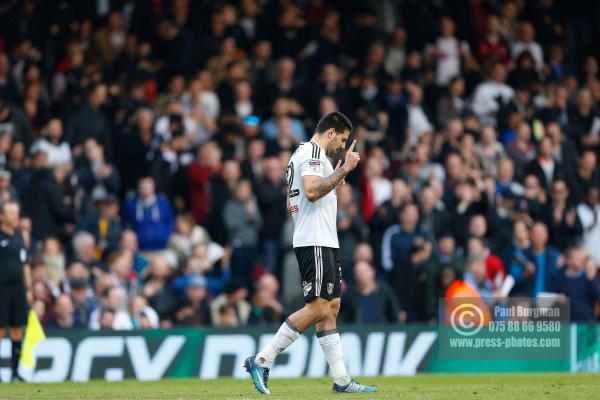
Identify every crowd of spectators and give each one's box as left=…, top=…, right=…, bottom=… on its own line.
left=0, top=0, right=599, bottom=330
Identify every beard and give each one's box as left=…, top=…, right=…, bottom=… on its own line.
left=326, top=144, right=341, bottom=158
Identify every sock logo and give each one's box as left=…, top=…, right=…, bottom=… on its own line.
left=302, top=281, right=312, bottom=297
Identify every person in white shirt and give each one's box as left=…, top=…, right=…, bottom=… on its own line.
left=577, top=187, right=600, bottom=266
left=426, top=17, right=471, bottom=87
left=88, top=286, right=133, bottom=330
left=406, top=84, right=434, bottom=145
left=30, top=118, right=72, bottom=168
left=181, top=74, right=220, bottom=143
left=246, top=112, right=376, bottom=394
left=384, top=27, right=408, bottom=75
left=154, top=97, right=197, bottom=144
left=472, top=62, right=515, bottom=125
left=511, top=21, right=544, bottom=72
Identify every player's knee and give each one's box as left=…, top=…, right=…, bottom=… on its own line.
left=328, top=299, right=341, bottom=319
left=306, top=301, right=329, bottom=322
left=313, top=306, right=330, bottom=322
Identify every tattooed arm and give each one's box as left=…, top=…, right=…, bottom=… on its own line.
left=303, top=167, right=348, bottom=202
left=302, top=139, right=360, bottom=203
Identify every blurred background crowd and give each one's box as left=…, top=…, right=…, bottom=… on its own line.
left=0, top=0, right=599, bottom=330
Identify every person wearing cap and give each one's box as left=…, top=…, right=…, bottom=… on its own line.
left=241, top=115, right=262, bottom=144
left=78, top=192, right=123, bottom=259
left=69, top=278, right=95, bottom=328
left=173, top=274, right=211, bottom=326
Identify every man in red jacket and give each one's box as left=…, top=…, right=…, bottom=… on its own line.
left=187, top=141, right=222, bottom=225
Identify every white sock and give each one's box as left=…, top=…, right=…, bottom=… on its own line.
left=255, top=318, right=301, bottom=368
left=317, top=329, right=352, bottom=386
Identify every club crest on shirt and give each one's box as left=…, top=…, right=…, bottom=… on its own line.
left=327, top=283, right=334, bottom=295
left=302, top=281, right=312, bottom=296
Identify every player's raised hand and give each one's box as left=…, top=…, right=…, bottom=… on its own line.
left=342, top=139, right=360, bottom=173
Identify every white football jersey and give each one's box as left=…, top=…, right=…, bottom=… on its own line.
left=287, top=142, right=339, bottom=248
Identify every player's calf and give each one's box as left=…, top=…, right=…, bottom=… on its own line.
left=246, top=318, right=302, bottom=394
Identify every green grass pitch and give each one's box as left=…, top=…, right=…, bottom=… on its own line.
left=2, top=373, right=599, bottom=400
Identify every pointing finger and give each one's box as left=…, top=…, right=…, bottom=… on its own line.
left=347, top=139, right=357, bottom=153
left=335, top=159, right=342, bottom=170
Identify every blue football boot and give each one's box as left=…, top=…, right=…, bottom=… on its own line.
left=332, top=379, right=378, bottom=393
left=244, top=355, right=270, bottom=394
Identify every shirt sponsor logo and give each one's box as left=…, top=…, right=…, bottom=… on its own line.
left=308, top=160, right=321, bottom=172
left=290, top=205, right=299, bottom=213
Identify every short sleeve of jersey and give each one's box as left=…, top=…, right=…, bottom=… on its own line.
left=298, top=145, right=324, bottom=177
left=299, top=155, right=324, bottom=177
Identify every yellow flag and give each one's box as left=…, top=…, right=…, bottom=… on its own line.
left=20, top=310, right=46, bottom=369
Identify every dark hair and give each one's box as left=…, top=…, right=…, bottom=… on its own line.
left=30, top=257, right=46, bottom=270
left=100, top=308, right=116, bottom=317
left=218, top=304, right=235, bottom=315
left=315, top=111, right=353, bottom=135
